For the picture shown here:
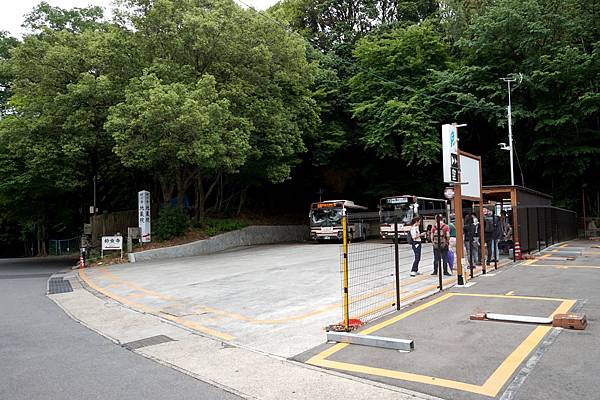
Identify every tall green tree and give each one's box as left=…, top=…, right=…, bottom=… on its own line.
left=106, top=74, right=251, bottom=219
left=0, top=3, right=134, bottom=253
left=111, top=0, right=318, bottom=217
left=349, top=23, right=452, bottom=164
left=433, top=0, right=600, bottom=203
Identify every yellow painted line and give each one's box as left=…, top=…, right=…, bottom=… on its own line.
left=310, top=358, right=491, bottom=395
left=481, top=298, right=576, bottom=397
left=523, top=259, right=537, bottom=265
left=451, top=292, right=569, bottom=302
left=126, top=292, right=147, bottom=299
left=94, top=263, right=457, bottom=325
left=480, top=325, right=552, bottom=396
left=559, top=244, right=568, bottom=248
left=344, top=276, right=458, bottom=322
left=79, top=268, right=235, bottom=341
left=359, top=293, right=454, bottom=335
left=98, top=266, right=341, bottom=324
left=530, top=264, right=600, bottom=270
left=505, top=291, right=515, bottom=296
left=308, top=293, right=577, bottom=397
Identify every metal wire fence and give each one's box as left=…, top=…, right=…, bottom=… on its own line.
left=518, top=206, right=577, bottom=253
left=49, top=237, right=80, bottom=256
left=340, top=211, right=438, bottom=328
left=342, top=212, right=395, bottom=326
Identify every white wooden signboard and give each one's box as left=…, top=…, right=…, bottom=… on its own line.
left=101, top=235, right=123, bottom=258
left=459, top=154, right=481, bottom=199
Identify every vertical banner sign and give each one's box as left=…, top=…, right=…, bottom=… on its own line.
left=138, top=190, right=151, bottom=243
left=442, top=124, right=459, bottom=183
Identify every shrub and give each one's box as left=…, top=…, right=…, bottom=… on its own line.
left=154, top=207, right=190, bottom=241
left=205, top=218, right=248, bottom=237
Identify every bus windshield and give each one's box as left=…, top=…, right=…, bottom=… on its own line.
left=310, top=208, right=343, bottom=227
left=380, top=205, right=413, bottom=224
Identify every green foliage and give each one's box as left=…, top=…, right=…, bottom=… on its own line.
left=204, top=218, right=249, bottom=237
left=1, top=0, right=598, bottom=254
left=154, top=207, right=190, bottom=241
left=349, top=23, right=451, bottom=164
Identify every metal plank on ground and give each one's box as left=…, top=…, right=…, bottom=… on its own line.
left=326, top=332, right=414, bottom=351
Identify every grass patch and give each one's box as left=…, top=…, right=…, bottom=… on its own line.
left=204, top=218, right=249, bottom=237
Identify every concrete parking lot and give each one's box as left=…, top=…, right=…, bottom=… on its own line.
left=300, top=241, right=599, bottom=400
left=80, top=241, right=488, bottom=357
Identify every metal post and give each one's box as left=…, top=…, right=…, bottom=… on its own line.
left=342, top=214, right=350, bottom=331
left=437, top=217, right=443, bottom=290
left=502, top=77, right=516, bottom=186
left=494, top=208, right=498, bottom=270
left=527, top=208, right=531, bottom=254
left=93, top=174, right=97, bottom=216
left=543, top=207, right=547, bottom=250
left=557, top=209, right=561, bottom=243
left=454, top=185, right=465, bottom=286
left=551, top=208, right=555, bottom=245
left=582, top=187, right=587, bottom=239
left=537, top=208, right=541, bottom=252
left=394, top=216, right=400, bottom=310
left=480, top=202, right=486, bottom=274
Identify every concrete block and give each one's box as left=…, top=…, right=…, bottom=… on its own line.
left=129, top=225, right=310, bottom=263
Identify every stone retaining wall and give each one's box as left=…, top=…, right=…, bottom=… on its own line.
left=128, top=225, right=309, bottom=263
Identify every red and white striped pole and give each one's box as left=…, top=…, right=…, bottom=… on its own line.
left=514, top=241, right=523, bottom=260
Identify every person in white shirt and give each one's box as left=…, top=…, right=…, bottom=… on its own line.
left=409, top=217, right=424, bottom=277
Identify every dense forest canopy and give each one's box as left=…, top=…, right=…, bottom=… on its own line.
left=0, top=0, right=598, bottom=255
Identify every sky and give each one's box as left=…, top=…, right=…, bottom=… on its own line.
left=0, top=0, right=279, bottom=38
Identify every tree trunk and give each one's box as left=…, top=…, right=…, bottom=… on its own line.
left=158, top=175, right=174, bottom=204
left=195, top=174, right=206, bottom=223
left=237, top=186, right=248, bottom=216
left=37, top=223, right=47, bottom=257
left=175, top=169, right=185, bottom=209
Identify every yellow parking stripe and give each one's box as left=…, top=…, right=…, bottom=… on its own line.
left=308, top=292, right=576, bottom=397
left=79, top=268, right=235, bottom=341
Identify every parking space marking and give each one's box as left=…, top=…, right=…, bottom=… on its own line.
left=307, top=292, right=576, bottom=397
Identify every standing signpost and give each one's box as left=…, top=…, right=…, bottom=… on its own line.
left=442, top=124, right=484, bottom=285
left=443, top=124, right=465, bottom=286
left=138, top=190, right=151, bottom=243
left=101, top=235, right=123, bottom=259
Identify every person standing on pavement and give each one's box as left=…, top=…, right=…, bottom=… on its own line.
left=448, top=218, right=457, bottom=272
left=430, top=214, right=451, bottom=276
left=483, top=210, right=495, bottom=265
left=409, top=217, right=424, bottom=277
left=464, top=214, right=476, bottom=269
left=471, top=212, right=481, bottom=264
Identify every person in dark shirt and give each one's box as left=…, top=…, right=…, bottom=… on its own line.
left=464, top=214, right=476, bottom=269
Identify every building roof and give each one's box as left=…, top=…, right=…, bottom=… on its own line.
left=482, top=185, right=553, bottom=200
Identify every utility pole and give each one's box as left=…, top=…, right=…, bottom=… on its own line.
left=501, top=76, right=516, bottom=186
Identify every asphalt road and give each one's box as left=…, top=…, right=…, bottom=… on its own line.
left=0, top=257, right=241, bottom=400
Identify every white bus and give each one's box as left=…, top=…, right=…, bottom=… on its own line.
left=378, top=195, right=447, bottom=241
left=309, top=200, right=368, bottom=242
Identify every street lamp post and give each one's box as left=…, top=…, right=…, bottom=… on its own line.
left=501, top=76, right=516, bottom=186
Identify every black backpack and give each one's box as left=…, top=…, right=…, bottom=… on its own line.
left=484, top=216, right=494, bottom=233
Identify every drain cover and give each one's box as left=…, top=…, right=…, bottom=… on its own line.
left=48, top=277, right=73, bottom=294
left=122, top=335, right=175, bottom=350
